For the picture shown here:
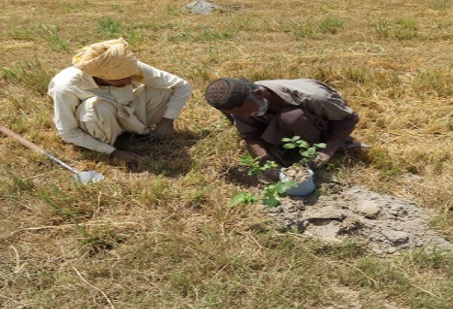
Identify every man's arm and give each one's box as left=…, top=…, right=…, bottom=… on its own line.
left=313, top=112, right=359, bottom=168
left=245, top=136, right=274, bottom=165
left=234, top=115, right=281, bottom=181
left=138, top=61, right=191, bottom=120
left=245, top=136, right=281, bottom=181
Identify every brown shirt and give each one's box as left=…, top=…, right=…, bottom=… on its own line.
left=234, top=79, right=356, bottom=138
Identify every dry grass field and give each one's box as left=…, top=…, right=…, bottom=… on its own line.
left=1, top=0, right=452, bottom=308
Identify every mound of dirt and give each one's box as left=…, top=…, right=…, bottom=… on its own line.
left=268, top=186, right=451, bottom=255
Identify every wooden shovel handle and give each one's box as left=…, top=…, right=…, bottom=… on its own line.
left=0, top=126, right=46, bottom=155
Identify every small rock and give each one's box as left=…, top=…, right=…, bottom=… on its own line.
left=184, top=0, right=219, bottom=15
left=382, top=230, right=409, bottom=246
left=357, top=200, right=381, bottom=219
left=306, top=221, right=342, bottom=239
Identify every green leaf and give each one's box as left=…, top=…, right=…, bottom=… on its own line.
left=307, top=147, right=316, bottom=154
left=301, top=151, right=311, bottom=157
left=274, top=182, right=289, bottom=194
left=291, top=136, right=301, bottom=142
left=296, top=140, right=309, bottom=148
left=230, top=194, right=246, bottom=207
left=240, top=153, right=254, bottom=165
left=230, top=193, right=258, bottom=207
left=265, top=184, right=276, bottom=192
left=249, top=195, right=259, bottom=204
left=263, top=160, right=278, bottom=169
left=281, top=137, right=293, bottom=142
left=262, top=194, right=280, bottom=207
left=240, top=153, right=264, bottom=176
left=282, top=143, right=296, bottom=149
left=314, top=142, right=327, bottom=149
left=282, top=180, right=297, bottom=191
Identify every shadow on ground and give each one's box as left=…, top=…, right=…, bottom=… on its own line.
left=77, top=130, right=200, bottom=177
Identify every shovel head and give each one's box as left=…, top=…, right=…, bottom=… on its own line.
left=71, top=170, right=104, bottom=184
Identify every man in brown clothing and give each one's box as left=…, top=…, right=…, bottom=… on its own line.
left=205, top=78, right=359, bottom=181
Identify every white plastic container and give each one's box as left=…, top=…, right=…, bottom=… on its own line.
left=279, top=166, right=316, bottom=197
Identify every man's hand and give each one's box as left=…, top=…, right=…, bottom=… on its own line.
left=156, top=118, right=175, bottom=139
left=263, top=166, right=281, bottom=183
left=310, top=152, right=331, bottom=169
left=110, top=149, right=142, bottom=163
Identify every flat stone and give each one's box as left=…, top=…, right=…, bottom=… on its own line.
left=305, top=221, right=342, bottom=239
left=357, top=200, right=381, bottom=219
left=382, top=230, right=409, bottom=245
left=185, top=0, right=219, bottom=15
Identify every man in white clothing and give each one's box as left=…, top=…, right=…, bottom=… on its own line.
left=48, top=38, right=191, bottom=162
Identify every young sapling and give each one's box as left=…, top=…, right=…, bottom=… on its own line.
left=281, top=136, right=326, bottom=182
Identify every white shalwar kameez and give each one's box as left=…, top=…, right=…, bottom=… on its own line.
left=48, top=61, right=191, bottom=154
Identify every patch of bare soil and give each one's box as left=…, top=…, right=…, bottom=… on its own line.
left=268, top=186, right=452, bottom=255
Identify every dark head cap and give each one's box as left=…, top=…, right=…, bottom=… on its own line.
left=205, top=78, right=255, bottom=110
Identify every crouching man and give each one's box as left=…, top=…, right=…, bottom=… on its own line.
left=205, top=77, right=359, bottom=181
left=48, top=38, right=191, bottom=163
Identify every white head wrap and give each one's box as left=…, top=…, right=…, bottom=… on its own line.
left=72, top=38, right=142, bottom=80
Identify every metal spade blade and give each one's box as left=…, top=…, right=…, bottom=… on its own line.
left=0, top=126, right=104, bottom=185
left=71, top=170, right=105, bottom=185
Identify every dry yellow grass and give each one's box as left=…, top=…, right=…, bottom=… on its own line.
left=1, top=0, right=452, bottom=308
